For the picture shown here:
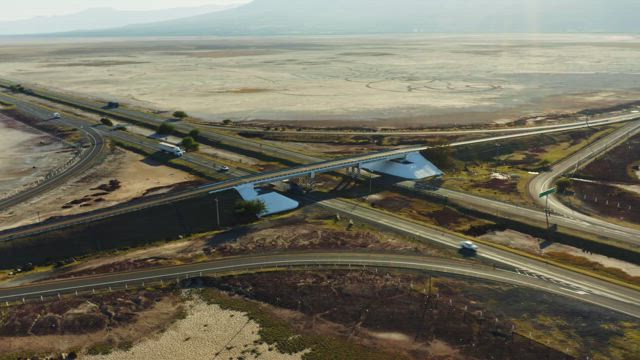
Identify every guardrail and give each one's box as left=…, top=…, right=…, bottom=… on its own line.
left=0, top=147, right=84, bottom=202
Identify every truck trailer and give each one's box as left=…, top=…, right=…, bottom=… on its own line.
left=159, top=142, right=185, bottom=157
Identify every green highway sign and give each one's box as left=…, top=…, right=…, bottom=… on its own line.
left=539, top=188, right=557, bottom=198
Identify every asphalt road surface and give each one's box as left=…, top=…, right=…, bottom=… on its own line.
left=1, top=252, right=638, bottom=318
left=1, top=83, right=639, bottom=318
left=2, top=88, right=638, bottom=245
left=529, top=119, right=640, bottom=240
left=0, top=94, right=107, bottom=211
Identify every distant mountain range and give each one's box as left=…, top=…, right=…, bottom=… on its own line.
left=0, top=4, right=244, bottom=35
left=63, top=0, right=640, bottom=37
left=6, top=0, right=640, bottom=36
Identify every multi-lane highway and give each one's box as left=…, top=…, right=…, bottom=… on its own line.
left=1, top=114, right=636, bottom=243
left=2, top=86, right=639, bottom=248
left=0, top=79, right=319, bottom=165
left=1, top=83, right=639, bottom=320
left=1, top=252, right=639, bottom=318
left=2, top=78, right=638, bottom=164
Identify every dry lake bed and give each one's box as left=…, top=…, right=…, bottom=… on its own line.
left=1, top=34, right=640, bottom=127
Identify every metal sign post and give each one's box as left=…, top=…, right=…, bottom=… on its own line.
left=539, top=188, right=557, bottom=242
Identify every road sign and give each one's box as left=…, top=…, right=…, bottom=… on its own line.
left=539, top=188, right=557, bottom=198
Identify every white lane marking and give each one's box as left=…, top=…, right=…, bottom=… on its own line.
left=560, top=288, right=589, bottom=295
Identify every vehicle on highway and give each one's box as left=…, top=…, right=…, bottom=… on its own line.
left=460, top=241, right=478, bottom=252
left=159, top=142, right=185, bottom=157
left=52, top=112, right=61, bottom=119
left=218, top=165, right=230, bottom=172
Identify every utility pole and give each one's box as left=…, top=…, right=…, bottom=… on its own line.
left=214, top=198, right=220, bottom=227
left=539, top=188, right=557, bottom=243
left=545, top=195, right=550, bottom=236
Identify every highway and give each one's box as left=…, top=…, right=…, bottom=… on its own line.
left=0, top=96, right=107, bottom=211
left=1, top=87, right=639, bottom=248
left=2, top=79, right=638, bottom=165
left=2, top=113, right=635, bottom=242
left=0, top=79, right=320, bottom=165
left=528, top=119, right=640, bottom=239
left=399, top=182, right=640, bottom=249
left=1, top=252, right=639, bottom=318
left=202, top=113, right=640, bottom=137
left=1, top=86, right=639, bottom=319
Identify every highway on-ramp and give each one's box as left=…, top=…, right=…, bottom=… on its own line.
left=1, top=85, right=639, bottom=315
left=1, top=252, right=638, bottom=318
left=528, top=119, right=640, bottom=240
left=0, top=94, right=108, bottom=211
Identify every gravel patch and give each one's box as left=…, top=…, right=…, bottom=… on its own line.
left=86, top=296, right=306, bottom=360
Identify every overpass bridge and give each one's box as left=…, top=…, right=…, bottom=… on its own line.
left=209, top=149, right=442, bottom=216
left=0, top=147, right=441, bottom=241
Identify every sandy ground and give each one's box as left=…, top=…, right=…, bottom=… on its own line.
left=0, top=113, right=75, bottom=197
left=543, top=243, right=640, bottom=277
left=1, top=35, right=640, bottom=126
left=478, top=229, right=541, bottom=254
left=0, top=148, right=197, bottom=230
left=86, top=295, right=305, bottom=360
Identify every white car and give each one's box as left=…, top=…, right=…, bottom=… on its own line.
left=218, top=166, right=230, bottom=172
left=52, top=112, right=61, bottom=119
left=460, top=241, right=479, bottom=251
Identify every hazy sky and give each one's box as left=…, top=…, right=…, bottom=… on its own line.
left=0, top=0, right=251, bottom=21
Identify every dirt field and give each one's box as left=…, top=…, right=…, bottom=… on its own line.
left=0, top=288, right=181, bottom=356
left=1, top=270, right=638, bottom=359
left=561, top=181, right=640, bottom=225
left=577, top=133, right=640, bottom=183
left=87, top=294, right=305, bottom=360
left=0, top=146, right=199, bottom=230
left=203, top=270, right=640, bottom=359
left=1, top=35, right=640, bottom=127
left=0, top=112, right=75, bottom=198
left=557, top=133, right=640, bottom=225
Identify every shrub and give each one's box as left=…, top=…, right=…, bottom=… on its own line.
left=87, top=343, right=113, bottom=356
left=173, top=111, right=188, bottom=120
left=157, top=122, right=175, bottom=135
left=234, top=199, right=267, bottom=217
left=189, top=129, right=200, bottom=137
left=556, top=178, right=573, bottom=194
left=100, top=117, right=114, bottom=126
left=181, top=136, right=199, bottom=152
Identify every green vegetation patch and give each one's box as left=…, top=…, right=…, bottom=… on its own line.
left=86, top=342, right=114, bottom=355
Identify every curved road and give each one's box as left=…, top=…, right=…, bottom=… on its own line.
left=1, top=84, right=639, bottom=318
left=0, top=93, right=107, bottom=211
left=528, top=119, right=640, bottom=240
left=1, top=252, right=638, bottom=318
